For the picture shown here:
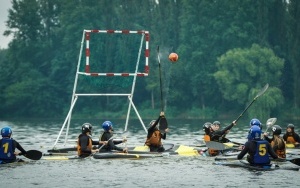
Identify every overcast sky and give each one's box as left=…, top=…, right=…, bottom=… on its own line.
left=0, top=0, right=12, bottom=49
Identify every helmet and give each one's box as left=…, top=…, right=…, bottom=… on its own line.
left=272, top=125, right=282, bottom=135
left=149, top=120, right=156, bottom=127
left=213, top=121, right=221, bottom=126
left=250, top=118, right=261, bottom=126
left=1, top=126, right=12, bottom=137
left=250, top=118, right=262, bottom=129
left=82, top=123, right=92, bottom=134
left=102, top=121, right=113, bottom=131
left=249, top=125, right=261, bottom=140
left=287, top=124, right=295, bottom=131
left=203, top=122, right=212, bottom=135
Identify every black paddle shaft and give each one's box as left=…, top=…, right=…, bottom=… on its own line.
left=157, top=46, right=164, bottom=112
left=235, top=83, right=269, bottom=123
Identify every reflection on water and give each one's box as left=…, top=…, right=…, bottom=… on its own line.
left=0, top=119, right=299, bottom=188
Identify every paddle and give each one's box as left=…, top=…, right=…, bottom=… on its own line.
left=23, top=150, right=42, bottom=160
left=98, top=136, right=115, bottom=151
left=235, top=83, right=269, bottom=123
left=157, top=45, right=168, bottom=132
left=276, top=157, right=300, bottom=166
left=157, top=45, right=164, bottom=112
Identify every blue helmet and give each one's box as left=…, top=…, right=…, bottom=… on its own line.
left=102, top=121, right=113, bottom=131
left=249, top=125, right=261, bottom=140
left=250, top=118, right=262, bottom=129
left=1, top=126, right=12, bottom=137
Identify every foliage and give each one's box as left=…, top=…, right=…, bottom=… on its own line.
left=0, top=0, right=299, bottom=121
left=214, top=44, right=284, bottom=119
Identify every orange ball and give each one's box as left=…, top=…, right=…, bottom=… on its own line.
left=169, top=52, right=179, bottom=62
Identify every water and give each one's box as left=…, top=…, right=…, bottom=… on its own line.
left=0, top=119, right=299, bottom=188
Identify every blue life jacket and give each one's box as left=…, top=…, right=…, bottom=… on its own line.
left=0, top=138, right=16, bottom=161
left=253, top=140, right=270, bottom=165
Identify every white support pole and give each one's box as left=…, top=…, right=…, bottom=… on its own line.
left=63, top=30, right=86, bottom=145
left=127, top=96, right=147, bottom=133
left=53, top=96, right=78, bottom=147
left=125, top=34, right=145, bottom=131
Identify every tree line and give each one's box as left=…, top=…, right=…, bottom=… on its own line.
left=0, top=0, right=299, bottom=121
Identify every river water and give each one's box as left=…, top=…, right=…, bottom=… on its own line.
left=0, top=118, right=299, bottom=188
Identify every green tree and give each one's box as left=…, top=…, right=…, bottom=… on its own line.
left=214, top=44, right=284, bottom=119
left=286, top=0, right=300, bottom=116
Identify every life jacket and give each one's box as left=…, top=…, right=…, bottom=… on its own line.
left=202, top=134, right=219, bottom=156
left=253, top=140, right=270, bottom=165
left=0, top=138, right=16, bottom=160
left=286, top=135, right=296, bottom=144
left=203, top=135, right=210, bottom=142
left=145, top=130, right=162, bottom=147
left=77, top=134, right=92, bottom=156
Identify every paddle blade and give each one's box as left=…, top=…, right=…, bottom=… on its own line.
left=266, top=118, right=277, bottom=126
left=265, top=117, right=277, bottom=133
left=175, top=145, right=199, bottom=156
left=205, top=141, right=226, bottom=150
left=289, top=158, right=300, bottom=166
left=133, top=146, right=150, bottom=152
left=255, top=83, right=269, bottom=99
left=24, top=150, right=42, bottom=160
left=159, top=116, right=168, bottom=132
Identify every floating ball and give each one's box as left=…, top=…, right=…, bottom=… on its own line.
left=169, top=53, right=179, bottom=62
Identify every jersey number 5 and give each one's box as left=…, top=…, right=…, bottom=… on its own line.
left=258, top=144, right=267, bottom=156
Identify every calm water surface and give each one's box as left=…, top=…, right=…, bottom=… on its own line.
left=0, top=119, right=299, bottom=188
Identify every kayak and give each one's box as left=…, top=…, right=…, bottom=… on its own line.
left=214, top=160, right=299, bottom=171
left=47, top=143, right=175, bottom=154
left=286, top=143, right=300, bottom=148
left=43, top=143, right=206, bottom=160
left=0, top=158, right=26, bottom=165
left=42, top=155, right=80, bottom=160
left=93, top=152, right=163, bottom=159
left=43, top=152, right=165, bottom=160
left=93, top=143, right=203, bottom=159
left=46, top=143, right=174, bottom=156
